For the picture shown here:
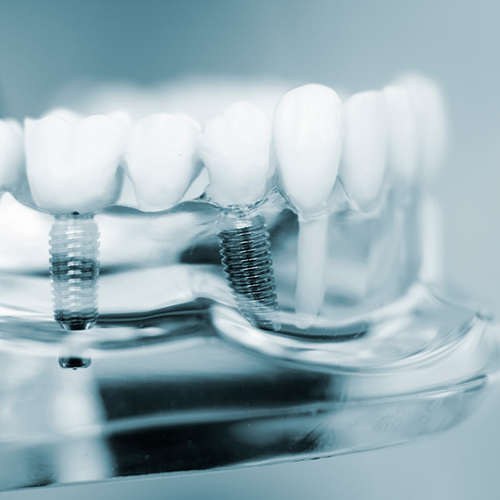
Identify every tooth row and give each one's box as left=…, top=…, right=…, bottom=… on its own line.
left=0, top=73, right=446, bottom=216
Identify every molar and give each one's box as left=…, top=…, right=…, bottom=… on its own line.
left=25, top=112, right=128, bottom=214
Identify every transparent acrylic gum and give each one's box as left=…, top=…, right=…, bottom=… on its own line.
left=0, top=167, right=497, bottom=490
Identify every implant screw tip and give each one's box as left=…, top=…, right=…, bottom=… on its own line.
left=58, top=356, right=92, bottom=370
left=218, top=212, right=280, bottom=331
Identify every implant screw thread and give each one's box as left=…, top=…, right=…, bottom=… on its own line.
left=49, top=213, right=100, bottom=331
left=218, top=212, right=280, bottom=331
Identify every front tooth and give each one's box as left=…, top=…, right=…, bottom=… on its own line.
left=199, top=101, right=272, bottom=206
left=273, top=84, right=343, bottom=322
left=25, top=113, right=128, bottom=214
left=0, top=119, right=24, bottom=191
left=126, top=113, right=200, bottom=211
left=395, top=74, right=447, bottom=179
left=273, top=84, right=342, bottom=218
left=340, top=91, right=388, bottom=211
left=382, top=86, right=418, bottom=183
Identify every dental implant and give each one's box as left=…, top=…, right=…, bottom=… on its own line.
left=50, top=212, right=99, bottom=330
left=25, top=111, right=127, bottom=332
left=199, top=101, right=279, bottom=330
left=218, top=207, right=279, bottom=330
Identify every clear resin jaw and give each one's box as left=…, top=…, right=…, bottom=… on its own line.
left=0, top=180, right=498, bottom=491
left=0, top=75, right=496, bottom=492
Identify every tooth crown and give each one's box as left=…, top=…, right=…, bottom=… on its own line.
left=25, top=115, right=128, bottom=214
left=340, top=91, right=388, bottom=210
left=0, top=119, right=24, bottom=191
left=199, top=101, right=272, bottom=207
left=126, top=113, right=200, bottom=212
left=382, top=86, right=418, bottom=183
left=273, top=84, right=342, bottom=219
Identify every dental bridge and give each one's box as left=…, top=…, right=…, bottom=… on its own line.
left=0, top=74, right=497, bottom=491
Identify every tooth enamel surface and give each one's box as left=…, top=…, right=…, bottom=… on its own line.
left=396, top=74, right=447, bottom=179
left=273, top=84, right=342, bottom=218
left=25, top=114, right=128, bottom=214
left=126, top=113, right=200, bottom=211
left=340, top=91, right=388, bottom=210
left=199, top=101, right=272, bottom=206
left=382, top=86, right=418, bottom=183
left=0, top=119, right=24, bottom=191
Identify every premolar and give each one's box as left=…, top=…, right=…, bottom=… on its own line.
left=199, top=101, right=273, bottom=207
left=126, top=113, right=200, bottom=212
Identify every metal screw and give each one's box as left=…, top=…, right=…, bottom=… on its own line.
left=49, top=212, right=100, bottom=331
left=218, top=209, right=280, bottom=331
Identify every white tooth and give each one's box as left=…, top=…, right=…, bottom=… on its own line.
left=395, top=74, right=447, bottom=179
left=273, top=84, right=343, bottom=323
left=273, top=84, right=342, bottom=218
left=0, top=119, right=24, bottom=191
left=340, top=91, right=388, bottom=211
left=126, top=113, right=200, bottom=211
left=199, top=101, right=272, bottom=206
left=382, top=86, right=418, bottom=184
left=25, top=113, right=127, bottom=214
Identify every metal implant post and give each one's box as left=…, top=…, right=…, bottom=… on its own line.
left=218, top=210, right=280, bottom=331
left=49, top=212, right=100, bottom=331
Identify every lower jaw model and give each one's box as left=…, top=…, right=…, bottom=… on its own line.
left=0, top=73, right=497, bottom=491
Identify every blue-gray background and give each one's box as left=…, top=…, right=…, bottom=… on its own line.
left=2, top=0, right=500, bottom=498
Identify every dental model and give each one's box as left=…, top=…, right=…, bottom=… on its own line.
left=340, top=91, right=388, bottom=211
left=25, top=110, right=127, bottom=330
left=0, top=119, right=24, bottom=194
left=199, top=101, right=279, bottom=330
left=126, top=113, right=200, bottom=212
left=273, top=84, right=342, bottom=323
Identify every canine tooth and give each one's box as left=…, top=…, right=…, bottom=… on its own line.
left=340, top=91, right=388, bottom=211
left=25, top=113, right=127, bottom=214
left=273, top=84, right=342, bottom=322
left=382, top=86, right=418, bottom=183
left=273, top=84, right=342, bottom=218
left=126, top=113, right=200, bottom=211
left=0, top=119, right=24, bottom=191
left=199, top=101, right=272, bottom=206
